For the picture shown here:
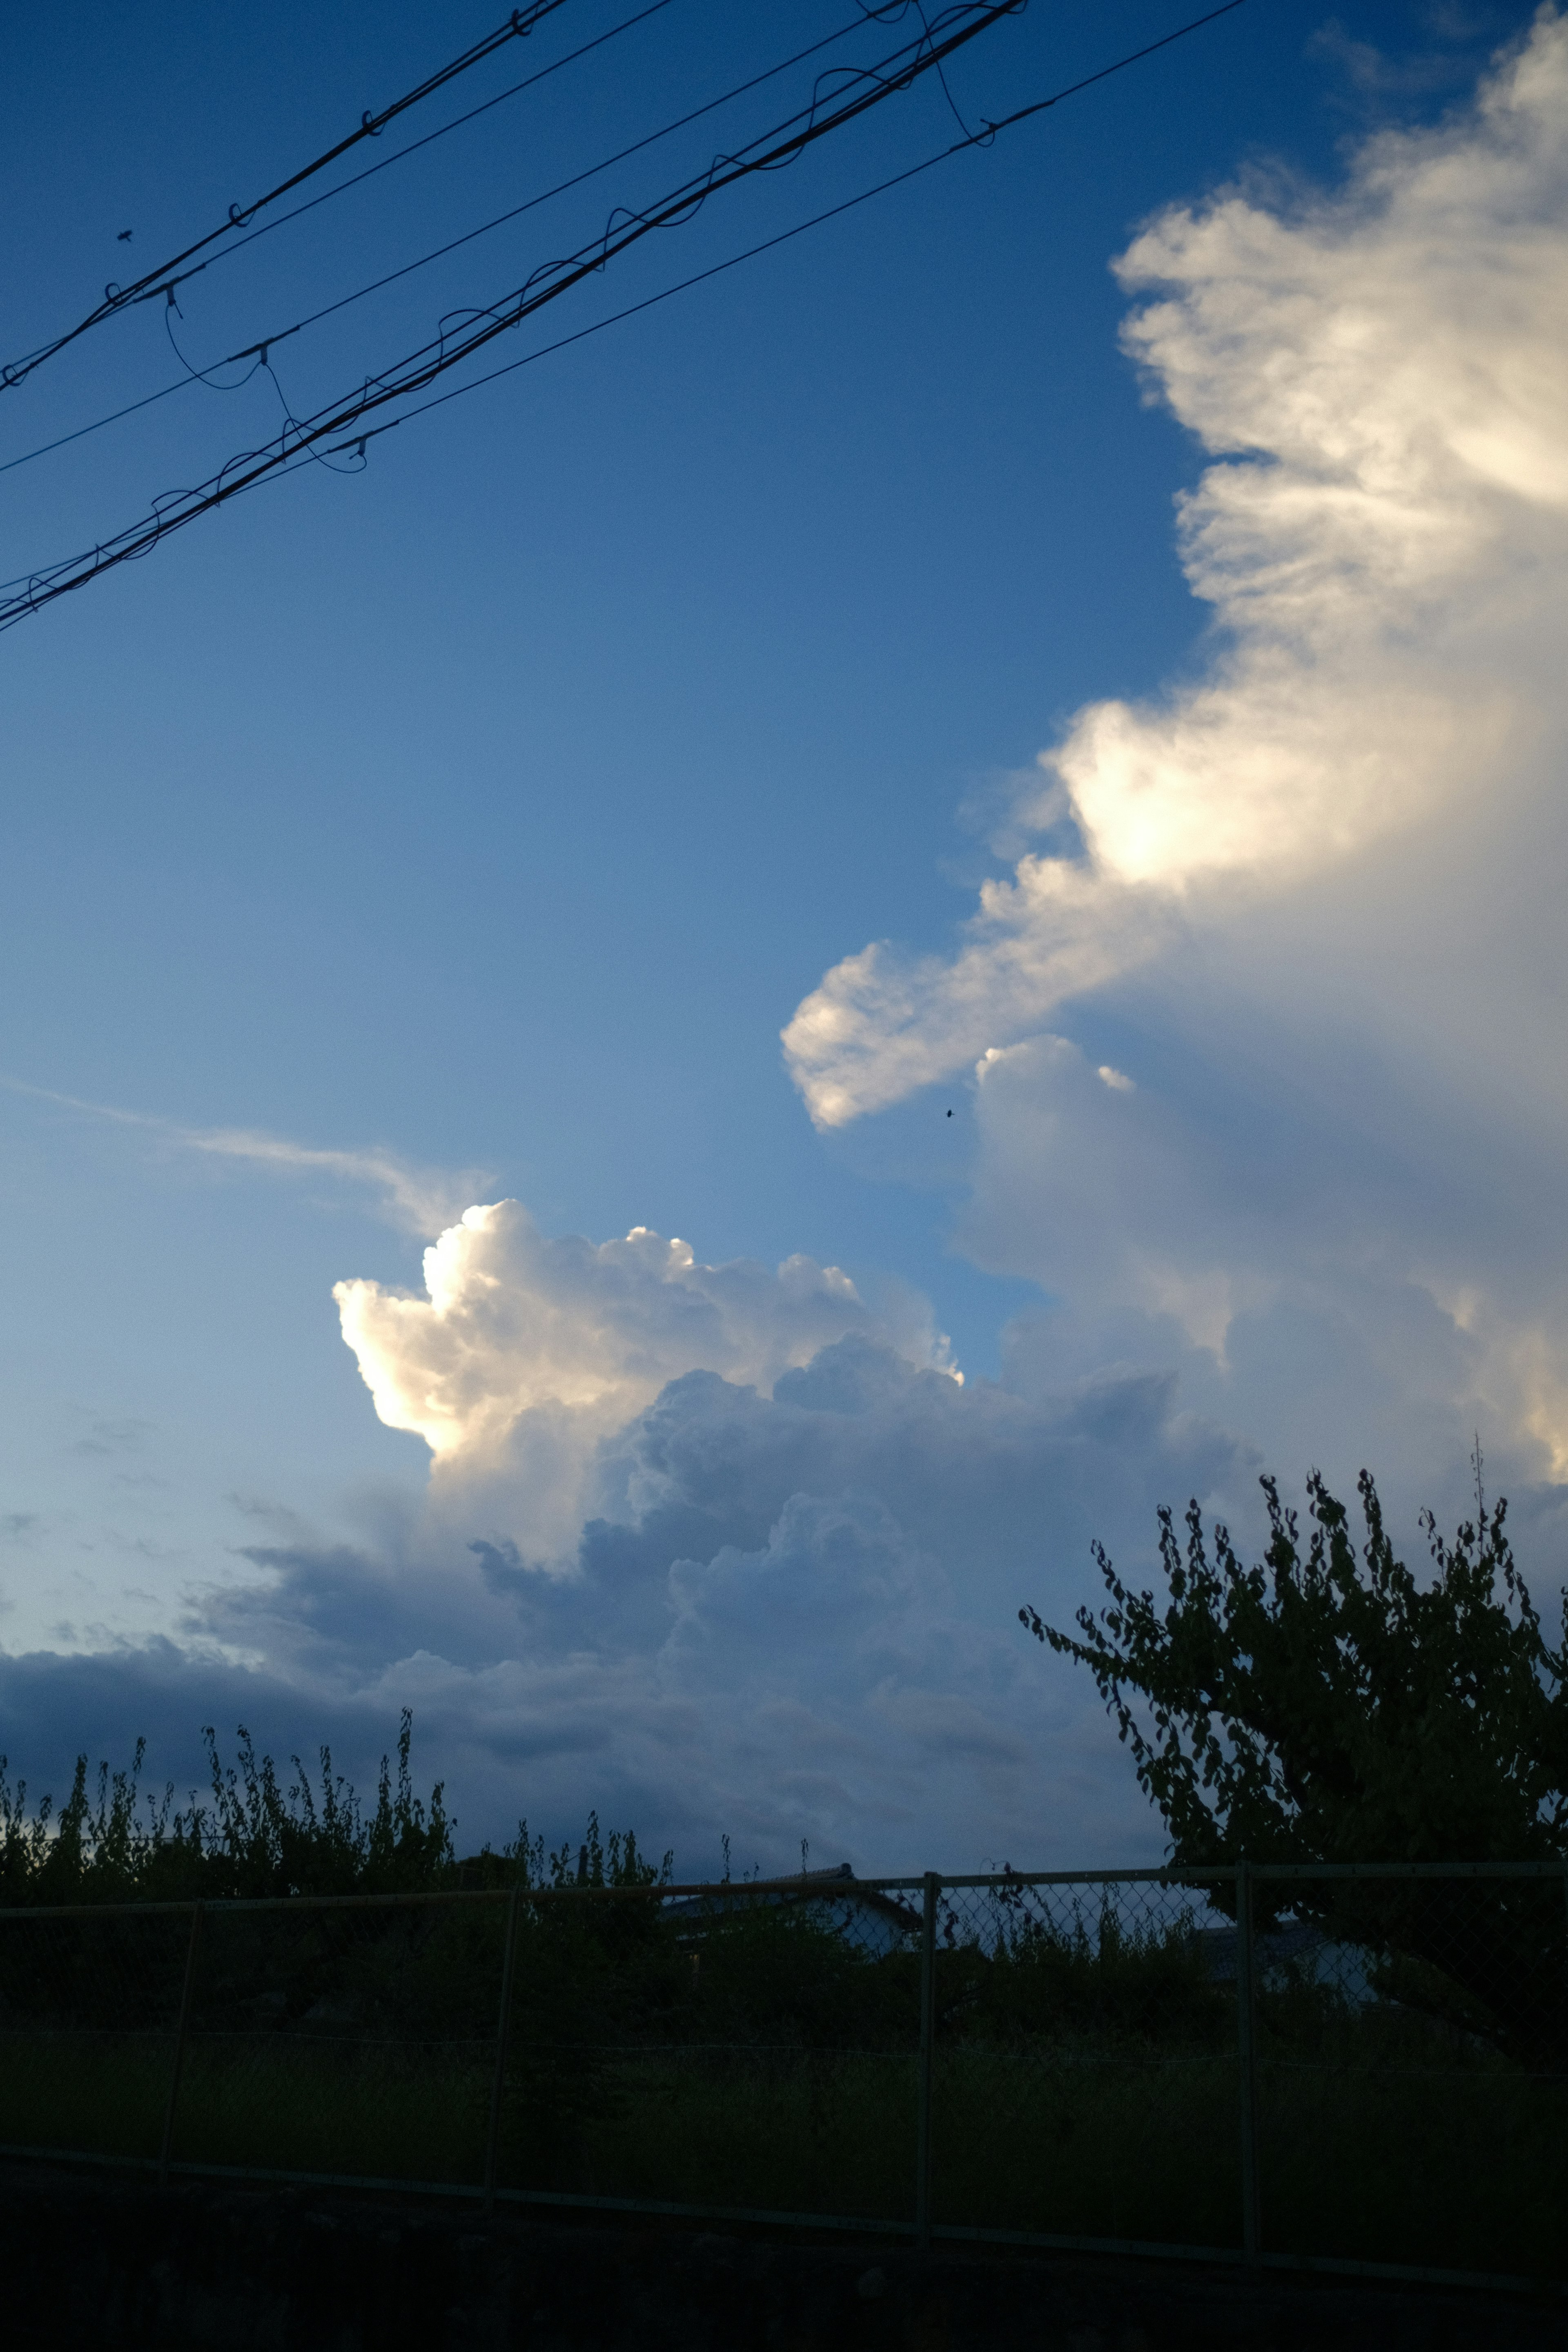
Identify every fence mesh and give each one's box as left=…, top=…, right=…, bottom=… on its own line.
left=0, top=1903, right=193, bottom=2165
left=0, top=1863, right=1563, bottom=2285
left=928, top=1875, right=1241, bottom=2249
left=174, top=1895, right=505, bottom=2184
left=1245, top=1870, right=1568, bottom=2277
left=486, top=1879, right=921, bottom=2222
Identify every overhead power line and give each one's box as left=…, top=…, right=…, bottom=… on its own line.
left=0, top=0, right=1021, bottom=587
left=341, top=0, right=1256, bottom=457
left=0, top=0, right=1251, bottom=633
left=0, top=0, right=578, bottom=396
left=123, top=0, right=690, bottom=311
left=1, top=2, right=905, bottom=483
left=188, top=5, right=913, bottom=385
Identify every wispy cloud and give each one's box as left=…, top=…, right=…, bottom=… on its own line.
left=0, top=1076, right=484, bottom=1235
left=180, top=1124, right=482, bottom=1235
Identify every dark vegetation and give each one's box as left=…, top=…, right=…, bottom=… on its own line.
left=0, top=1711, right=668, bottom=1904
left=2, top=1859, right=1560, bottom=2272
left=1022, top=1465, right=1568, bottom=2066
left=3, top=1461, right=1567, bottom=2277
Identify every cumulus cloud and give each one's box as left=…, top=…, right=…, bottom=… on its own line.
left=3, top=1173, right=1253, bottom=1868
left=334, top=1202, right=959, bottom=1559
left=0, top=1313, right=1261, bottom=1871
left=777, top=8, right=1568, bottom=1524
left=957, top=988, right=1568, bottom=1527
left=17, top=23, right=1568, bottom=1880
left=784, top=8, right=1568, bottom=1126
left=161, top=1331, right=1249, bottom=1868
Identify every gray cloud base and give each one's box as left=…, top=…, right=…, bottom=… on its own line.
left=0, top=1336, right=1248, bottom=1875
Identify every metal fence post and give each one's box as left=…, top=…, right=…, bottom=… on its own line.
left=1235, top=1861, right=1261, bottom=2263
left=915, top=1870, right=938, bottom=2250
left=158, top=1900, right=203, bottom=2191
left=483, top=1885, right=521, bottom=2215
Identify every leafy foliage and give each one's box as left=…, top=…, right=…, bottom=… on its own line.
left=950, top=1897, right=1228, bottom=2048
left=1022, top=1468, right=1568, bottom=2058
left=0, top=1713, right=670, bottom=1905
left=0, top=1711, right=455, bottom=1902
left=1022, top=1468, right=1566, bottom=1867
left=677, top=1898, right=914, bottom=2050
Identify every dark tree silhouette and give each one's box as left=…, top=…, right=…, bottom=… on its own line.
left=1022, top=1467, right=1568, bottom=2060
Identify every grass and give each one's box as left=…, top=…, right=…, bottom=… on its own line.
left=7, top=2027, right=1562, bottom=2281
left=172, top=2034, right=494, bottom=2182
left=930, top=2042, right=1567, bottom=2275
left=931, top=2048, right=1242, bottom=2247
left=0, top=2031, right=174, bottom=2163
left=4, top=1896, right=1566, bottom=2283
left=515, top=2047, right=920, bottom=2220
left=0, top=2029, right=492, bottom=2184
left=1256, top=2050, right=1568, bottom=2276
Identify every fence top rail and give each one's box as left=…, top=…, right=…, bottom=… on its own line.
left=920, top=1860, right=1568, bottom=1890
left=1247, top=1859, right=1568, bottom=1882
left=0, top=1870, right=915, bottom=1921
left=1, top=1853, right=1563, bottom=1922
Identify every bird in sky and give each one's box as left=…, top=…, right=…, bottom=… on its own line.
left=946, top=1109, right=953, bottom=1118
left=117, top=228, right=132, bottom=242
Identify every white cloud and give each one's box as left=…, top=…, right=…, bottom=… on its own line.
left=334, top=1201, right=959, bottom=1559
left=783, top=8, right=1568, bottom=1127
left=17, top=22, right=1568, bottom=1880
left=960, top=997, right=1568, bottom=1521
left=776, top=8, right=1568, bottom=1521
left=148, top=1327, right=1250, bottom=1870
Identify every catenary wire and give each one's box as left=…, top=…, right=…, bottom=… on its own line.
left=169, top=6, right=933, bottom=393
left=0, top=0, right=992, bottom=597
left=174, top=0, right=1018, bottom=393
left=0, top=0, right=1232, bottom=604
left=78, top=1, right=1029, bottom=454
left=0, top=134, right=973, bottom=597
left=0, top=0, right=1249, bottom=625
left=143, top=0, right=692, bottom=305
left=0, top=0, right=578, bottom=394
left=0, top=375, right=192, bottom=481
left=336, top=0, right=1254, bottom=455
left=342, top=135, right=1007, bottom=445
left=2, top=2, right=930, bottom=483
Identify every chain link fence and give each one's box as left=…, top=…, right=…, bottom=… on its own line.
left=2, top=1863, right=1563, bottom=2289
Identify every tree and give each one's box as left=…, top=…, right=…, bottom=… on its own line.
left=1021, top=1468, right=1568, bottom=2060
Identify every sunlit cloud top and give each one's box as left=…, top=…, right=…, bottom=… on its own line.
left=784, top=7, right=1568, bottom=1128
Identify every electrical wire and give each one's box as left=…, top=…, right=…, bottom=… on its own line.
left=336, top=0, right=1254, bottom=458
left=0, top=0, right=1250, bottom=630
left=1, top=2, right=921, bottom=483
left=0, top=373, right=190, bottom=481
left=341, top=133, right=1002, bottom=447
left=0, top=0, right=577, bottom=395
left=172, top=7, right=935, bottom=399
left=136, top=0, right=692, bottom=309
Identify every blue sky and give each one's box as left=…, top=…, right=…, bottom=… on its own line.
left=3, top=0, right=1564, bottom=1871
